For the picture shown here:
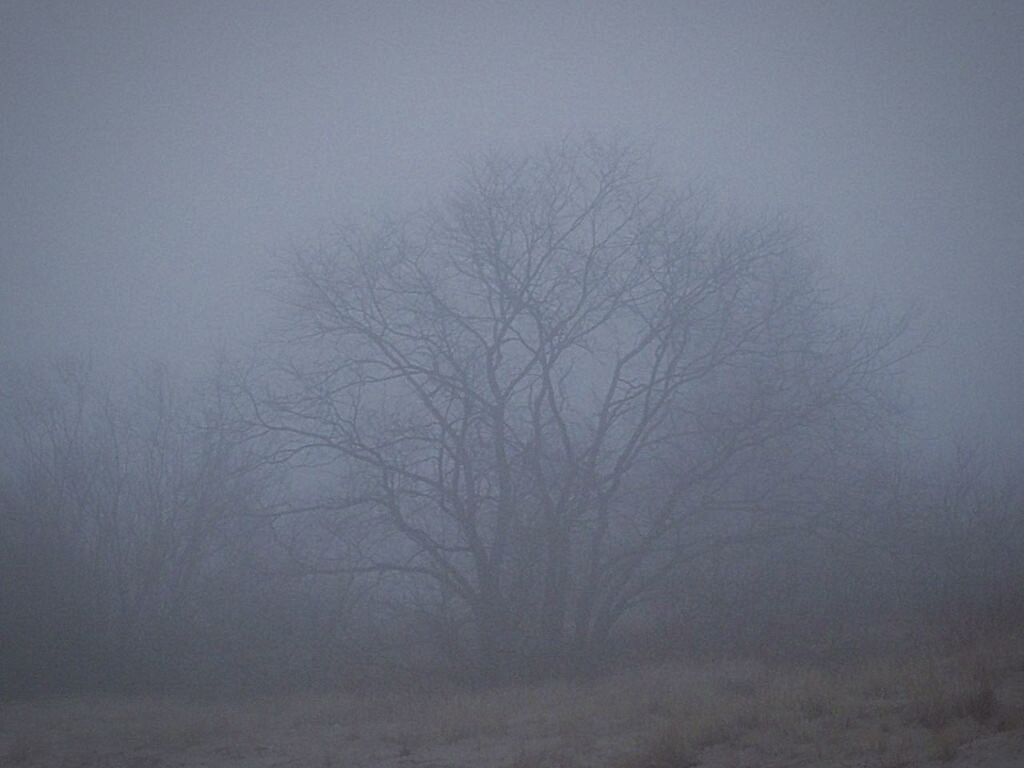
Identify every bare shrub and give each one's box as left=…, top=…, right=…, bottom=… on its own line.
left=904, top=659, right=997, bottom=730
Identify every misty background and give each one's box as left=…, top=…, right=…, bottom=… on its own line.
left=3, top=1, right=1022, bottom=458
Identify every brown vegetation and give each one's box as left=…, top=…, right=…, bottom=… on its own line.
left=3, top=631, right=1022, bottom=768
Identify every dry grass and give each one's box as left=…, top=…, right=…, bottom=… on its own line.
left=3, top=633, right=1023, bottom=767
left=621, top=634, right=1024, bottom=768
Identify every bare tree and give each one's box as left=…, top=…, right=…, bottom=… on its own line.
left=250, top=139, right=907, bottom=679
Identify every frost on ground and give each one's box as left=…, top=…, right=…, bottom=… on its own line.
left=3, top=636, right=1023, bottom=768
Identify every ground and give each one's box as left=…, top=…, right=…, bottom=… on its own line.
left=3, top=634, right=1023, bottom=767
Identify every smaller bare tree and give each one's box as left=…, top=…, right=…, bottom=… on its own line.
left=0, top=360, right=265, bottom=690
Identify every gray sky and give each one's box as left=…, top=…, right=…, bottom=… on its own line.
left=2, top=1, right=1022, bottom=455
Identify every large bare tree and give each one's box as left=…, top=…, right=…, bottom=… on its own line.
left=250, top=140, right=906, bottom=679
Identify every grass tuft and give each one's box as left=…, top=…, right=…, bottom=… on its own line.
left=633, top=726, right=699, bottom=768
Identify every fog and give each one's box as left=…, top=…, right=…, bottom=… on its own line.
left=1, top=3, right=1023, bottom=766
left=3, top=2, right=1022, bottom=453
